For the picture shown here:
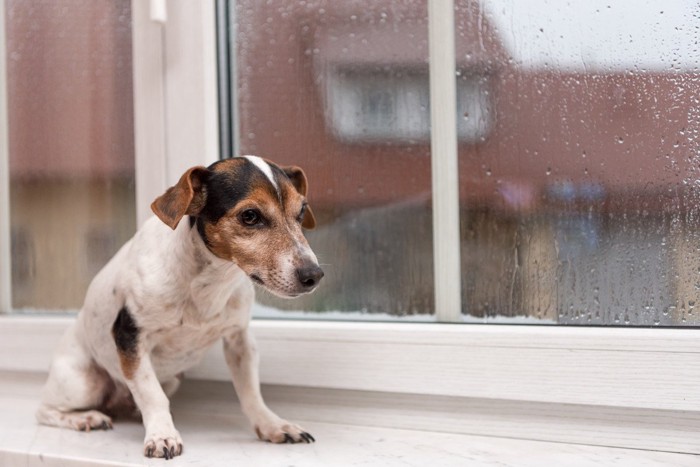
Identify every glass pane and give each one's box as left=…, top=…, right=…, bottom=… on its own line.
left=233, top=1, right=434, bottom=320
left=457, top=0, right=700, bottom=326
left=7, top=0, right=135, bottom=310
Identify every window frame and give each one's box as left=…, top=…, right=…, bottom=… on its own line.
left=0, top=0, right=11, bottom=314
left=0, top=0, right=699, bottom=451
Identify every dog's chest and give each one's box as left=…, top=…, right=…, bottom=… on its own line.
left=143, top=283, right=251, bottom=378
left=148, top=309, right=238, bottom=376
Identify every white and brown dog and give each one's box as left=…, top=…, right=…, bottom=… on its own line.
left=36, top=156, right=323, bottom=459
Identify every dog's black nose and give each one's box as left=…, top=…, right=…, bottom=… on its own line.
left=297, top=265, right=324, bottom=289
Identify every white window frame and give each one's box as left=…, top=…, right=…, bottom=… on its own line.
left=0, top=0, right=11, bottom=315
left=1, top=0, right=699, bottom=453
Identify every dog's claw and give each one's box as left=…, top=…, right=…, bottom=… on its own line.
left=145, top=446, right=155, bottom=457
left=284, top=433, right=294, bottom=443
left=163, top=447, right=170, bottom=460
left=300, top=432, right=315, bottom=443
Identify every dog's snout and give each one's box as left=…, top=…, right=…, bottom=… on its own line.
left=296, top=265, right=324, bottom=290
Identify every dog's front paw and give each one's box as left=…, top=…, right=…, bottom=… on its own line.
left=144, top=431, right=183, bottom=459
left=254, top=419, right=315, bottom=444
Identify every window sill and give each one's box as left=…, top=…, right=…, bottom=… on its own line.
left=2, top=315, right=700, bottom=454
left=2, top=371, right=698, bottom=467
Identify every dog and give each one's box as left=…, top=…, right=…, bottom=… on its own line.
left=36, top=156, right=324, bottom=459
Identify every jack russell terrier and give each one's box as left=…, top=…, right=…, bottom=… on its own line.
left=36, top=156, right=324, bottom=459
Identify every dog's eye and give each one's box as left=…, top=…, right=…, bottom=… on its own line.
left=240, top=209, right=261, bottom=226
left=297, top=204, right=307, bottom=223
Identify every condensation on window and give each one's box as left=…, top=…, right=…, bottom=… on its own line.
left=232, top=1, right=700, bottom=325
left=7, top=0, right=136, bottom=310
left=234, top=1, right=435, bottom=319
left=457, top=0, right=700, bottom=325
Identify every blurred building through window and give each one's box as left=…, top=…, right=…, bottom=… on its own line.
left=7, top=0, right=135, bottom=309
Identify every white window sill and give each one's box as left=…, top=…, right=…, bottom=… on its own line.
left=2, top=371, right=698, bottom=467
left=2, top=315, right=700, bottom=456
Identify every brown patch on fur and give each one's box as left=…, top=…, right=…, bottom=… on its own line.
left=151, top=166, right=208, bottom=229
left=281, top=165, right=316, bottom=229
left=118, top=353, right=140, bottom=380
left=210, top=157, right=244, bottom=173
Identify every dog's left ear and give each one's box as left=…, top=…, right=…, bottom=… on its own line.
left=283, top=165, right=316, bottom=230
left=151, top=166, right=209, bottom=230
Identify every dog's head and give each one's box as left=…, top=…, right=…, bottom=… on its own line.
left=151, top=156, right=323, bottom=298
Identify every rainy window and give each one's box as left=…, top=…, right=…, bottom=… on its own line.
left=226, top=0, right=700, bottom=326
left=456, top=0, right=700, bottom=326
left=4, top=0, right=136, bottom=310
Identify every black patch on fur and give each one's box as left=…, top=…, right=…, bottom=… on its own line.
left=195, top=217, right=211, bottom=247
left=198, top=160, right=256, bottom=223
left=189, top=216, right=196, bottom=228
left=112, top=307, right=138, bottom=356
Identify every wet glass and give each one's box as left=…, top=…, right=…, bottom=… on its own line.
left=232, top=1, right=435, bottom=319
left=7, top=0, right=135, bottom=310
left=456, top=0, right=700, bottom=325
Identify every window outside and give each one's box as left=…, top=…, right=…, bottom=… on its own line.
left=456, top=0, right=700, bottom=325
left=233, top=1, right=436, bottom=320
left=232, top=0, right=700, bottom=326
left=6, top=0, right=135, bottom=310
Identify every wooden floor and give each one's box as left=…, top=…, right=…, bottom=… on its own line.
left=1, top=372, right=698, bottom=467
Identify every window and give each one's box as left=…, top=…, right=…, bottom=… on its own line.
left=228, top=0, right=436, bottom=320
left=456, top=0, right=700, bottom=326
left=3, top=0, right=135, bottom=311
left=1, top=1, right=699, bottom=453
left=220, top=0, right=700, bottom=326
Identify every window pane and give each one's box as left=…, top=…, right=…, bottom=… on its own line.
left=232, top=1, right=434, bottom=320
left=7, top=0, right=135, bottom=310
left=456, top=0, right=700, bottom=325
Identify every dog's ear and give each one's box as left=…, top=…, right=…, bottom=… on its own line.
left=282, top=165, right=316, bottom=230
left=151, top=166, right=209, bottom=230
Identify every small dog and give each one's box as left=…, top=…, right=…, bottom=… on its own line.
left=36, top=156, right=323, bottom=459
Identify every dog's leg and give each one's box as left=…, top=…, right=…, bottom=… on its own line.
left=36, top=322, right=114, bottom=431
left=223, top=328, right=315, bottom=444
left=121, top=353, right=184, bottom=459
left=112, top=306, right=182, bottom=458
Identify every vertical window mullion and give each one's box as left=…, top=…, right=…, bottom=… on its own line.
left=429, top=0, right=462, bottom=322
left=132, top=0, right=168, bottom=227
left=0, top=0, right=12, bottom=314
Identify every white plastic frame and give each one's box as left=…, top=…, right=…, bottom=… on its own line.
left=0, top=0, right=11, bottom=314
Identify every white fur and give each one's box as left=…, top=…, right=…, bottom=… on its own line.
left=36, top=213, right=315, bottom=458
left=243, top=155, right=278, bottom=192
